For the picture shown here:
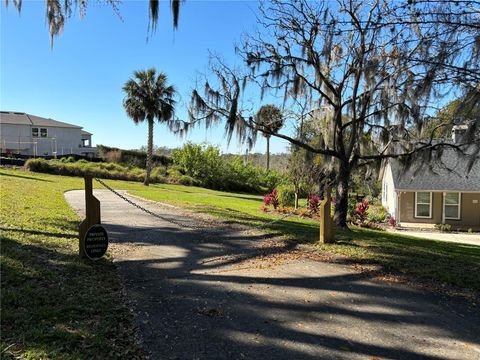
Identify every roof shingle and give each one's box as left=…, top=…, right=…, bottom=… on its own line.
left=391, top=147, right=480, bottom=192
left=0, top=112, right=82, bottom=129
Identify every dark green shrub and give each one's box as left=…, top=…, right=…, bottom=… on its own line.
left=178, top=175, right=200, bottom=186
left=261, top=170, right=284, bottom=191
left=347, top=196, right=358, bottom=221
left=172, top=142, right=268, bottom=193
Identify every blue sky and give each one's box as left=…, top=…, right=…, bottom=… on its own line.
left=1, top=0, right=291, bottom=154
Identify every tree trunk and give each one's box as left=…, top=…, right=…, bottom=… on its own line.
left=294, top=191, right=299, bottom=210
left=266, top=135, right=270, bottom=171
left=318, top=179, right=325, bottom=200
left=333, top=161, right=350, bottom=228
left=144, top=118, right=154, bottom=186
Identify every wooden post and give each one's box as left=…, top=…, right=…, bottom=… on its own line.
left=319, top=188, right=334, bottom=243
left=79, top=176, right=101, bottom=258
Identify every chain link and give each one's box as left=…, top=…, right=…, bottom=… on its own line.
left=94, top=177, right=208, bottom=231
left=94, top=178, right=299, bottom=233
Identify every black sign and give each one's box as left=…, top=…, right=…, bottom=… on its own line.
left=84, top=224, right=108, bottom=260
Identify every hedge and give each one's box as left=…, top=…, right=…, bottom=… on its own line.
left=25, top=158, right=166, bottom=183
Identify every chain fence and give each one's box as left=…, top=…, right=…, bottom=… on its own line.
left=94, top=177, right=298, bottom=233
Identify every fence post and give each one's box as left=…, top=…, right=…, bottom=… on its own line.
left=79, top=176, right=101, bottom=258
left=319, top=188, right=334, bottom=243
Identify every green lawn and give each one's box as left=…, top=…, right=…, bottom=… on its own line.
left=0, top=169, right=144, bottom=359
left=127, top=181, right=480, bottom=291
left=1, top=168, right=479, bottom=358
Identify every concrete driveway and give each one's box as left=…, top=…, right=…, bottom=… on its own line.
left=389, top=229, right=480, bottom=246
left=65, top=190, right=480, bottom=360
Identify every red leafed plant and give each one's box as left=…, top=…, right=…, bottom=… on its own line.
left=388, top=215, right=397, bottom=227
left=263, top=189, right=279, bottom=210
left=308, top=195, right=321, bottom=213
left=355, top=198, right=369, bottom=222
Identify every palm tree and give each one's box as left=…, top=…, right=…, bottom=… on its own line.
left=256, top=105, right=284, bottom=171
left=123, top=68, right=176, bottom=186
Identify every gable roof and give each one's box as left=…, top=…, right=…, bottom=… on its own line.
left=0, top=111, right=82, bottom=129
left=389, top=146, right=480, bottom=192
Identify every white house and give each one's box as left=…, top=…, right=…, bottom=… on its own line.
left=0, top=111, right=96, bottom=157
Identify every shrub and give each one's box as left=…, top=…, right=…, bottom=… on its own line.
left=59, top=156, right=75, bottom=163
left=435, top=223, right=452, bottom=232
left=98, top=145, right=172, bottom=169
left=354, top=198, right=369, bottom=222
left=367, top=206, right=388, bottom=223
left=277, top=184, right=295, bottom=207
left=263, top=189, right=279, bottom=210
left=25, top=158, right=167, bottom=183
left=261, top=170, right=284, bottom=191
left=388, top=216, right=397, bottom=227
left=104, top=149, right=122, bottom=163
left=178, top=175, right=200, bottom=186
left=172, top=142, right=268, bottom=193
left=308, top=195, right=321, bottom=213
left=347, top=196, right=358, bottom=221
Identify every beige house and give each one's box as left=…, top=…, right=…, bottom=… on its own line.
left=381, top=142, right=480, bottom=230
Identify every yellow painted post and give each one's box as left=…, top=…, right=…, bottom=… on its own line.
left=319, top=188, right=334, bottom=243
left=79, top=176, right=101, bottom=258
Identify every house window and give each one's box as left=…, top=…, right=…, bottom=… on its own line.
left=40, top=128, right=48, bottom=138
left=444, top=192, right=461, bottom=220
left=32, top=128, right=39, bottom=137
left=415, top=192, right=432, bottom=218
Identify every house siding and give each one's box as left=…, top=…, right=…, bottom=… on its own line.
left=452, top=193, right=480, bottom=228
left=400, top=192, right=442, bottom=224
left=381, top=162, right=397, bottom=217
left=399, top=191, right=480, bottom=229
left=0, top=123, right=32, bottom=153
left=1, top=123, right=84, bottom=156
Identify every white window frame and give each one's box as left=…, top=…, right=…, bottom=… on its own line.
left=443, top=192, right=461, bottom=220
left=40, top=128, right=48, bottom=138
left=415, top=191, right=432, bottom=218
left=32, top=127, right=39, bottom=137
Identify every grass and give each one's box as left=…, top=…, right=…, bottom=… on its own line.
left=1, top=168, right=479, bottom=359
left=128, top=178, right=480, bottom=291
left=0, top=169, right=144, bottom=359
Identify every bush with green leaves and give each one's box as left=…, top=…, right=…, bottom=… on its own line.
left=367, top=204, right=388, bottom=223
left=261, top=170, right=284, bottom=191
left=26, top=158, right=165, bottom=183
left=172, top=142, right=270, bottom=193
left=277, top=184, right=296, bottom=207
left=172, top=143, right=224, bottom=187
left=346, top=196, right=358, bottom=222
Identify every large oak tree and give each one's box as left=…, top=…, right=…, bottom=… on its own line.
left=188, top=0, right=480, bottom=227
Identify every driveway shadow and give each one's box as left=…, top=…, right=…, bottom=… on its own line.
left=104, top=221, right=480, bottom=360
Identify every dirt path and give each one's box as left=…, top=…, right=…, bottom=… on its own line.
left=65, top=190, right=480, bottom=360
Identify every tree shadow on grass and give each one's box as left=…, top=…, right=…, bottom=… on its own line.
left=0, top=235, right=142, bottom=359
left=0, top=227, right=77, bottom=239
left=0, top=172, right=52, bottom=182
left=102, top=221, right=480, bottom=359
